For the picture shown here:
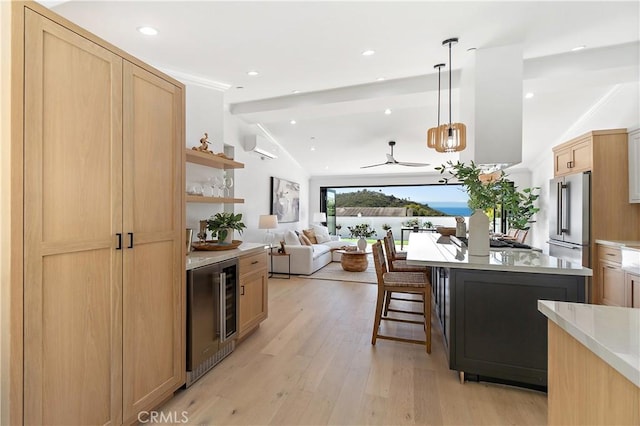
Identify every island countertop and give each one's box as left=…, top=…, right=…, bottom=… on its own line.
left=538, top=300, right=640, bottom=388
left=186, top=242, right=266, bottom=270
left=406, top=233, right=592, bottom=276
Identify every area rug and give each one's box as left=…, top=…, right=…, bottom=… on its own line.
left=302, top=257, right=377, bottom=284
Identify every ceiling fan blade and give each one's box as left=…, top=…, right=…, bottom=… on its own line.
left=395, top=162, right=430, bottom=167
left=360, top=161, right=392, bottom=169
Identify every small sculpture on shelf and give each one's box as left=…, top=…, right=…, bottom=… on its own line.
left=191, top=132, right=235, bottom=161
left=192, top=133, right=214, bottom=154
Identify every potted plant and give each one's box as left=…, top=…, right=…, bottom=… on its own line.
left=347, top=223, right=376, bottom=251
left=435, top=161, right=540, bottom=230
left=382, top=223, right=392, bottom=231
left=206, top=212, right=246, bottom=244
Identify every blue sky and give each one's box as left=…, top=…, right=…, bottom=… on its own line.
left=335, top=184, right=469, bottom=204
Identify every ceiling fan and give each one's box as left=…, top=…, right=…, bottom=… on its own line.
left=360, top=141, right=430, bottom=169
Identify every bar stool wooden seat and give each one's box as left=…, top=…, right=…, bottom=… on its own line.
left=371, top=241, right=432, bottom=353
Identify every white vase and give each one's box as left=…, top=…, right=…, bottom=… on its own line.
left=221, top=228, right=234, bottom=244
left=468, top=209, right=490, bottom=257
left=357, top=237, right=367, bottom=251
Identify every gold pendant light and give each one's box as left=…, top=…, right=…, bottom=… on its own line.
left=427, top=63, right=445, bottom=149
left=435, top=37, right=466, bottom=153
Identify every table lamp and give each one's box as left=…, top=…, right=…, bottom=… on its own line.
left=258, top=214, right=278, bottom=247
left=312, top=212, right=327, bottom=224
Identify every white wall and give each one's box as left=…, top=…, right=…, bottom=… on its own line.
left=225, top=114, right=310, bottom=243
left=181, top=82, right=309, bottom=244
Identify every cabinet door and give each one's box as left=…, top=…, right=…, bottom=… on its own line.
left=122, top=61, right=184, bottom=422
left=23, top=10, right=123, bottom=425
left=629, top=130, right=640, bottom=203
left=599, top=261, right=626, bottom=307
left=627, top=273, right=640, bottom=308
left=239, top=269, right=268, bottom=338
left=554, top=147, right=573, bottom=177
left=569, top=139, right=592, bottom=173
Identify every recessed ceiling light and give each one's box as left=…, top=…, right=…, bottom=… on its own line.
left=137, top=26, right=158, bottom=36
left=571, top=45, right=586, bottom=52
left=311, top=146, right=316, bottom=151
left=361, top=50, right=376, bottom=56
left=384, top=109, right=392, bottom=115
left=290, top=120, right=296, bottom=125
left=292, top=90, right=300, bottom=94
left=525, top=92, right=534, bottom=99
left=376, top=77, right=386, bottom=81
left=247, top=70, right=259, bottom=76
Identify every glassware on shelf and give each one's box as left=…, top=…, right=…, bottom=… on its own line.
left=186, top=182, right=204, bottom=196
left=223, top=175, right=234, bottom=197
left=214, top=176, right=225, bottom=197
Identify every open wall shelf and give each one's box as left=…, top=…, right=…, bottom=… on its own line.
left=185, top=149, right=244, bottom=169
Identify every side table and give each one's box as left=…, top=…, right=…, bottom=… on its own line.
left=269, top=246, right=291, bottom=279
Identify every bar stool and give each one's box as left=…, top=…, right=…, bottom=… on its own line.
left=371, top=241, right=432, bottom=353
left=386, top=229, right=407, bottom=259
left=382, top=235, right=432, bottom=315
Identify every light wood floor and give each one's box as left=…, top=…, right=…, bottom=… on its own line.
left=161, top=277, right=547, bottom=425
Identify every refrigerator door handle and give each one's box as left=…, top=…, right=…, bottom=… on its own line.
left=547, top=240, right=582, bottom=250
left=560, top=182, right=569, bottom=233
left=556, top=182, right=562, bottom=235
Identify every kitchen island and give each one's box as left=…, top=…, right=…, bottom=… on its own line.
left=539, top=300, right=639, bottom=424
left=406, top=233, right=592, bottom=389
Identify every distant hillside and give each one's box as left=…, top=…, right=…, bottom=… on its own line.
left=336, top=189, right=448, bottom=216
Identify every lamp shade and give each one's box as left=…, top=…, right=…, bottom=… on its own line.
left=312, top=212, right=327, bottom=223
left=258, top=214, right=278, bottom=229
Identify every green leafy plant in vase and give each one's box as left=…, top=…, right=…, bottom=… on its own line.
left=206, top=212, right=246, bottom=244
left=435, top=160, right=540, bottom=231
left=347, top=223, right=376, bottom=251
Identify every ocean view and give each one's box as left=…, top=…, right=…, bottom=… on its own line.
left=423, top=201, right=473, bottom=217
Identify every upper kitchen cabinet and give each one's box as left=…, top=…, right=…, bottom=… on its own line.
left=553, top=136, right=592, bottom=176
left=629, top=128, right=640, bottom=203
left=17, top=4, right=185, bottom=425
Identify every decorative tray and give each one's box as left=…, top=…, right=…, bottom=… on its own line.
left=191, top=240, right=242, bottom=251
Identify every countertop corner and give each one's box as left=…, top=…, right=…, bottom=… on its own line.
left=538, top=300, right=640, bottom=388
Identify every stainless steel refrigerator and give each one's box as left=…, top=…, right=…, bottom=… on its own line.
left=548, top=172, right=591, bottom=268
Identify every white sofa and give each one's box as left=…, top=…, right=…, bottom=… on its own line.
left=270, top=229, right=356, bottom=275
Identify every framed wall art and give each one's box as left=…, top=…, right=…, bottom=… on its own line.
left=270, top=177, right=300, bottom=223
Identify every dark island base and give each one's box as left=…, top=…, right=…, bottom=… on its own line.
left=431, top=267, right=587, bottom=389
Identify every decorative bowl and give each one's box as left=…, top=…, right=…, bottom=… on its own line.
left=191, top=240, right=242, bottom=251
left=435, top=226, right=456, bottom=236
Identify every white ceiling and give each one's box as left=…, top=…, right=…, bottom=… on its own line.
left=46, top=1, right=640, bottom=177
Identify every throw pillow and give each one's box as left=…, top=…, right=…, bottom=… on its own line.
left=311, top=224, right=331, bottom=242
left=299, top=234, right=313, bottom=246
left=315, top=232, right=331, bottom=244
left=302, top=229, right=318, bottom=244
left=284, top=230, right=301, bottom=245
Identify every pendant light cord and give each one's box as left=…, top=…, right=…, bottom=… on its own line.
left=437, top=66, right=441, bottom=126
left=448, top=41, right=452, bottom=129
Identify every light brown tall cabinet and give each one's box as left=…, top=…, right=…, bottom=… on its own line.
left=13, top=3, right=185, bottom=425
left=552, top=129, right=640, bottom=304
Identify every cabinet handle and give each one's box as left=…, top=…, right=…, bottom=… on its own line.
left=241, top=285, right=245, bottom=296
left=251, top=260, right=259, bottom=265
left=128, top=232, right=134, bottom=248
left=606, top=253, right=616, bottom=256
left=116, top=233, right=122, bottom=250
